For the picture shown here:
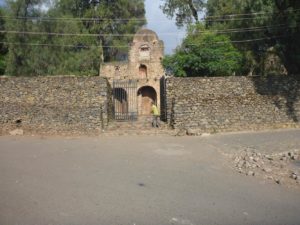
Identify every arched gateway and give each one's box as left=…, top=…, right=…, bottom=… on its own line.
left=138, top=86, right=157, bottom=115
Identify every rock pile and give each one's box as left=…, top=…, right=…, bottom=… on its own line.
left=232, top=148, right=300, bottom=187
left=175, top=128, right=211, bottom=137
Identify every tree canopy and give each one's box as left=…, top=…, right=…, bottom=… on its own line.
left=161, top=0, right=300, bottom=76
left=163, top=24, right=242, bottom=77
left=206, top=0, right=300, bottom=75
left=0, top=7, right=7, bottom=75
left=1, top=0, right=146, bottom=76
left=160, top=0, right=205, bottom=27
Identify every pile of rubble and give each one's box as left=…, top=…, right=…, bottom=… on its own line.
left=231, top=148, right=300, bottom=187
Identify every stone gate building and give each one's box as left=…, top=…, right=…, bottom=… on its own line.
left=100, top=29, right=165, bottom=119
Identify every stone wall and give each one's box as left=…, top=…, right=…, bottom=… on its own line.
left=100, top=62, right=129, bottom=82
left=166, top=76, right=300, bottom=133
left=0, top=76, right=109, bottom=135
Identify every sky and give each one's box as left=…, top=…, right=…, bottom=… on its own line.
left=145, top=0, right=186, bottom=55
left=0, top=0, right=186, bottom=54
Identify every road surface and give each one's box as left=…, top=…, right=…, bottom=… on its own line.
left=0, top=129, right=300, bottom=225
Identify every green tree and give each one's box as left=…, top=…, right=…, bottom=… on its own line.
left=160, top=0, right=205, bottom=27
left=5, top=0, right=48, bottom=76
left=273, top=0, right=300, bottom=75
left=4, top=0, right=146, bottom=76
left=0, top=7, right=7, bottom=75
left=29, top=16, right=100, bottom=76
left=206, top=0, right=300, bottom=75
left=162, top=24, right=242, bottom=77
left=55, top=0, right=146, bottom=62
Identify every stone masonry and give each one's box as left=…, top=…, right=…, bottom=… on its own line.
left=166, top=76, right=300, bottom=133
left=0, top=76, right=109, bottom=135
left=100, top=29, right=165, bottom=116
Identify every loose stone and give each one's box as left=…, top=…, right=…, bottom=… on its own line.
left=247, top=171, right=255, bottom=176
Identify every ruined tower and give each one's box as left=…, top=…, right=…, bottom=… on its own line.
left=100, top=29, right=165, bottom=118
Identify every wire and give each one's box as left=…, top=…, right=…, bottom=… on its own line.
left=175, top=24, right=296, bottom=35
left=205, top=8, right=300, bottom=18
left=0, top=24, right=297, bottom=38
left=0, top=15, right=147, bottom=22
left=204, top=24, right=287, bottom=32
left=0, top=35, right=289, bottom=49
left=204, top=13, right=300, bottom=22
left=0, top=41, right=113, bottom=48
left=227, top=35, right=288, bottom=43
left=0, top=8, right=299, bottom=23
left=0, top=15, right=275, bottom=23
left=182, top=35, right=289, bottom=47
left=1, top=14, right=296, bottom=23
left=0, top=30, right=179, bottom=37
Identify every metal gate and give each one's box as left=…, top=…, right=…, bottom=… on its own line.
left=160, top=76, right=168, bottom=122
left=112, top=79, right=138, bottom=121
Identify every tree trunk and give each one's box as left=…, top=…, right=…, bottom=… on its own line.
left=187, top=0, right=198, bottom=22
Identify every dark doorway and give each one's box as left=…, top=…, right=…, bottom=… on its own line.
left=137, top=86, right=157, bottom=115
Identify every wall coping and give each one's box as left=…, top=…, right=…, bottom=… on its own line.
left=0, top=76, right=107, bottom=80
left=167, top=75, right=300, bottom=80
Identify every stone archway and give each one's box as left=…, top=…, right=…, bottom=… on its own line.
left=137, top=86, right=157, bottom=116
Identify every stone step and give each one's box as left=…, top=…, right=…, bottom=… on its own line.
left=107, top=116, right=167, bottom=130
left=107, top=123, right=168, bottom=131
left=101, top=128, right=176, bottom=136
left=105, top=116, right=170, bottom=135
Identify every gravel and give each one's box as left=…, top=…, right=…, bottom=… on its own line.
left=230, top=147, right=300, bottom=188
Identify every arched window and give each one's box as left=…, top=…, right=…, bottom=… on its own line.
left=139, top=64, right=147, bottom=78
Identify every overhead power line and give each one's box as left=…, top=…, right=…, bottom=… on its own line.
left=0, top=41, right=100, bottom=48
left=0, top=35, right=290, bottom=49
left=225, top=35, right=288, bottom=43
left=205, top=8, right=300, bottom=18
left=0, top=15, right=148, bottom=22
left=0, top=24, right=297, bottom=37
left=204, top=12, right=300, bottom=22
left=183, top=35, right=289, bottom=46
left=2, top=30, right=184, bottom=37
left=186, top=24, right=298, bottom=35
left=0, top=8, right=299, bottom=23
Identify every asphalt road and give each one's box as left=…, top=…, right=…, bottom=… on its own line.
left=0, top=129, right=300, bottom=225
